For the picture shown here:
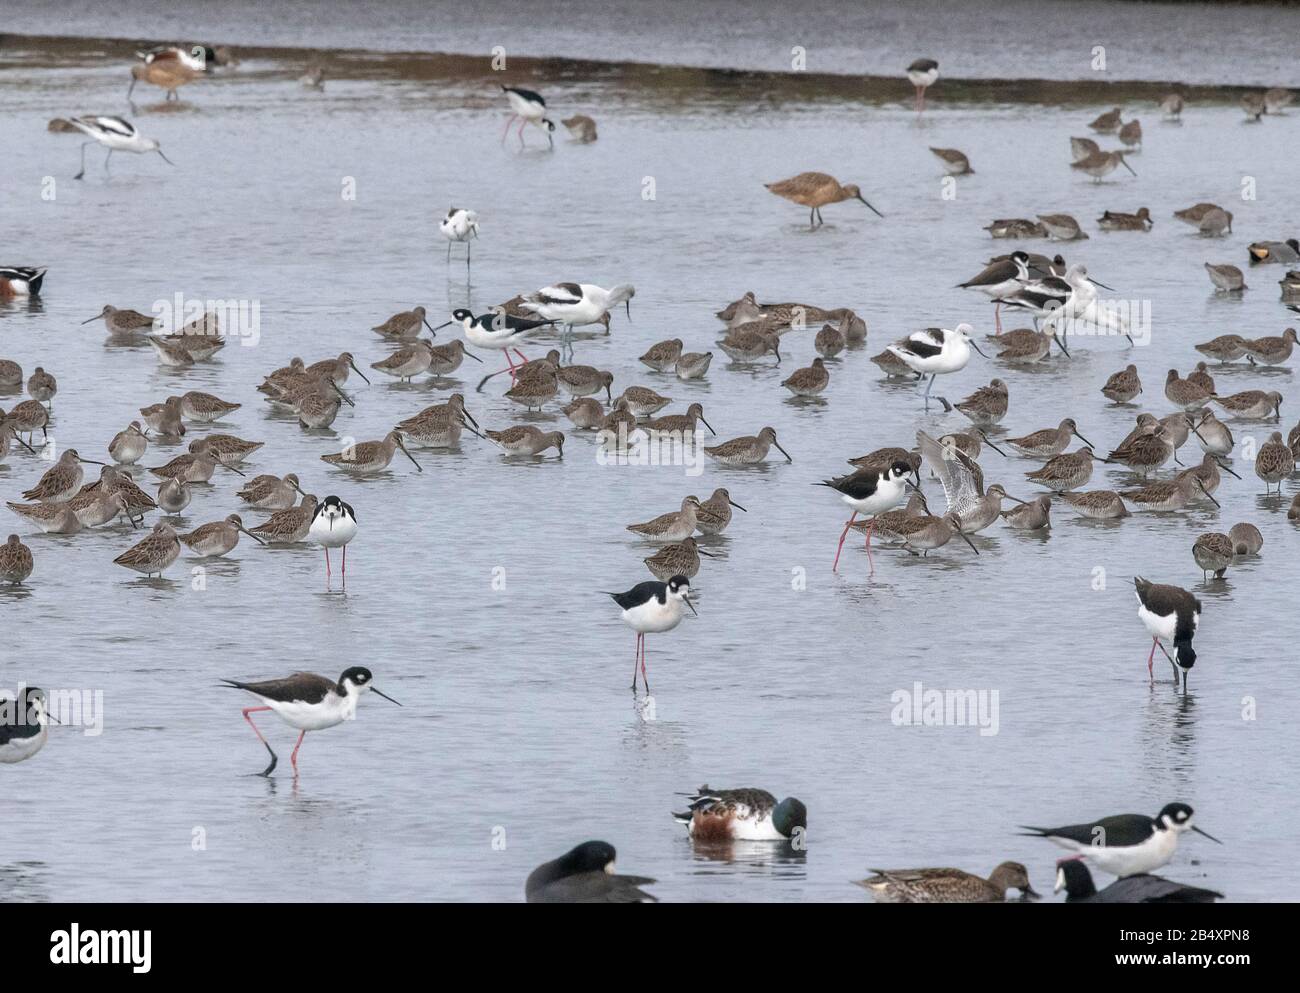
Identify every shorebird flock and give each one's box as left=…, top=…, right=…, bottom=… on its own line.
left=2, top=42, right=1297, bottom=902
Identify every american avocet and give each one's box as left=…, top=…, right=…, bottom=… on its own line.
left=113, top=521, right=181, bottom=576
left=372, top=305, right=438, bottom=340
left=60, top=116, right=174, bottom=180
left=1204, top=263, right=1247, bottom=292
left=520, top=282, right=634, bottom=355
left=1229, top=522, right=1263, bottom=555
left=764, top=172, right=883, bottom=229
left=1038, top=264, right=1131, bottom=343
left=21, top=449, right=104, bottom=503
left=1255, top=432, right=1295, bottom=493
left=0, top=534, right=34, bottom=585
left=695, top=488, right=746, bottom=535
left=885, top=324, right=985, bottom=408
left=673, top=787, right=807, bottom=843
left=433, top=307, right=553, bottom=379
left=929, top=147, right=973, bottom=175
left=0, top=687, right=49, bottom=762
left=321, top=431, right=422, bottom=474
left=905, top=58, right=939, bottom=112
left=1247, top=239, right=1299, bottom=265
left=1097, top=207, right=1153, bottom=231
left=309, top=495, right=357, bottom=579
left=179, top=514, right=264, bottom=557
left=0, top=266, right=46, bottom=297
left=1192, top=532, right=1234, bottom=581
left=819, top=460, right=914, bottom=571
left=526, top=842, right=656, bottom=903
left=222, top=667, right=399, bottom=777
left=1055, top=858, right=1222, bottom=903
left=1023, top=802, right=1218, bottom=876
left=439, top=207, right=479, bottom=269
left=1036, top=214, right=1088, bottom=241
left=500, top=84, right=555, bottom=149
left=561, top=114, right=597, bottom=142
left=1243, top=327, right=1297, bottom=365
left=1071, top=150, right=1136, bottom=183
left=249, top=494, right=317, bottom=543
left=857, top=863, right=1037, bottom=903
left=605, top=575, right=694, bottom=693
left=1211, top=389, right=1283, bottom=419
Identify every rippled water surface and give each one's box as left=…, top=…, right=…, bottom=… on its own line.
left=0, top=9, right=1298, bottom=902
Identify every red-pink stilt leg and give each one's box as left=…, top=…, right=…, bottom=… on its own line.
left=290, top=729, right=306, bottom=775
left=862, top=517, right=876, bottom=574
left=325, top=547, right=331, bottom=576
left=513, top=348, right=529, bottom=365
left=631, top=633, right=641, bottom=690
left=1147, top=637, right=1158, bottom=680
left=500, top=115, right=516, bottom=143
left=342, top=544, right=347, bottom=577
left=640, top=635, right=649, bottom=692
left=242, top=706, right=277, bottom=776
left=995, top=301, right=1002, bottom=334
left=832, top=511, right=858, bottom=572
left=516, top=117, right=528, bottom=148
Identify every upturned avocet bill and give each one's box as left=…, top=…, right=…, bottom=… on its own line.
left=222, top=666, right=401, bottom=777
left=309, top=495, right=358, bottom=580
left=885, top=324, right=987, bottom=408
left=605, top=575, right=695, bottom=693
left=60, top=116, right=174, bottom=181
left=1021, top=802, right=1221, bottom=877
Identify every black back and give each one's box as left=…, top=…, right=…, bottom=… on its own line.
left=502, top=84, right=545, bottom=106
left=0, top=687, right=45, bottom=746
left=606, top=580, right=668, bottom=611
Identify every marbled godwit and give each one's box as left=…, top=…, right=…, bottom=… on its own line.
left=439, top=207, right=479, bottom=269
left=1037, top=214, right=1088, bottom=241
left=605, top=575, right=694, bottom=693
left=906, top=58, right=938, bottom=112
left=1088, top=107, right=1123, bottom=133
left=705, top=427, right=790, bottom=466
left=372, top=306, right=438, bottom=340
left=321, top=431, right=423, bottom=474
left=672, top=786, right=806, bottom=843
left=1101, top=364, right=1142, bottom=403
left=1242, top=327, right=1297, bottom=365
left=249, top=494, right=318, bottom=543
left=21, top=449, right=104, bottom=503
left=1212, top=389, right=1282, bottom=419
left=1255, top=432, right=1295, bottom=493
left=929, top=147, right=972, bottom=175
left=1060, top=490, right=1130, bottom=520
left=1204, top=263, right=1247, bottom=292
left=561, top=114, right=597, bottom=142
left=397, top=394, right=480, bottom=448
left=484, top=425, right=564, bottom=457
left=128, top=55, right=202, bottom=105
left=309, top=496, right=358, bottom=579
left=222, top=666, right=398, bottom=777
left=781, top=358, right=830, bottom=397
left=626, top=496, right=701, bottom=542
left=113, top=521, right=181, bottom=576
left=694, top=488, right=746, bottom=536
left=856, top=863, right=1036, bottom=904
left=1071, top=150, right=1136, bottom=182
left=764, top=172, right=883, bottom=229
left=1097, top=207, right=1153, bottom=232
left=639, top=339, right=683, bottom=372
left=526, top=842, right=657, bottom=903
left=237, top=473, right=305, bottom=511
left=1133, top=583, right=1202, bottom=690
left=180, top=514, right=264, bottom=556
left=0, top=534, right=34, bottom=584
left=500, top=84, right=556, bottom=149
left=1194, top=334, right=1250, bottom=363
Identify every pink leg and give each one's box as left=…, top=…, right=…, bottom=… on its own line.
left=517, top=117, right=527, bottom=148
left=640, top=635, right=649, bottom=692
left=513, top=348, right=529, bottom=364
left=242, top=706, right=277, bottom=775
left=325, top=547, right=331, bottom=576
left=500, top=114, right=516, bottom=143
left=995, top=301, right=1002, bottom=334
left=919, top=87, right=926, bottom=113
left=863, top=518, right=876, bottom=574
left=631, top=634, right=641, bottom=690
left=290, top=729, right=306, bottom=775
left=832, top=511, right=858, bottom=572
left=1147, top=638, right=1158, bottom=681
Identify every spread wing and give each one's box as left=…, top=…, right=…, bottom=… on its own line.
left=917, top=430, right=983, bottom=515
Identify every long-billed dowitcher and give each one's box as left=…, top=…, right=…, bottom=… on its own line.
left=139, top=396, right=186, bottom=436
left=113, top=521, right=181, bottom=576
left=561, top=114, right=597, bottom=142
left=1229, top=522, right=1263, bottom=554
left=0, top=414, right=36, bottom=463
left=764, top=172, right=883, bottom=229
left=848, top=447, right=923, bottom=474
left=82, top=304, right=157, bottom=336
left=196, top=434, right=264, bottom=465
left=1108, top=423, right=1177, bottom=476
left=557, top=364, right=615, bottom=401
left=180, top=513, right=264, bottom=556
left=237, top=473, right=305, bottom=510
left=1196, top=208, right=1233, bottom=237
left=1265, top=87, right=1294, bottom=113
left=7, top=399, right=50, bottom=440
left=695, top=488, right=746, bottom=536
left=250, top=493, right=318, bottom=543
left=705, top=426, right=790, bottom=466
left=1055, top=858, right=1221, bottom=904
left=1036, top=213, right=1088, bottom=241
left=1195, top=334, right=1250, bottom=363
left=930, top=147, right=972, bottom=175
left=108, top=421, right=149, bottom=464
left=1119, top=119, right=1142, bottom=147
left=1006, top=418, right=1092, bottom=458
left=1176, top=452, right=1241, bottom=495
left=1071, top=149, right=1137, bottom=182
left=309, top=496, right=358, bottom=578
left=1132, top=583, right=1204, bottom=692
left=1255, top=432, right=1295, bottom=493
left=627, top=496, right=701, bottom=542
left=503, top=364, right=558, bottom=409
left=180, top=390, right=240, bottom=422
left=1191, top=533, right=1234, bottom=581
left=643, top=403, right=714, bottom=437
left=1290, top=494, right=1300, bottom=520
left=605, top=575, right=694, bottom=693
left=526, top=842, right=656, bottom=903
left=150, top=439, right=245, bottom=483
left=147, top=336, right=195, bottom=368
left=371, top=338, right=435, bottom=382
left=894, top=509, right=981, bottom=556
left=294, top=378, right=353, bottom=430
left=614, top=386, right=671, bottom=418
left=1098, top=207, right=1153, bottom=231
left=561, top=397, right=604, bottom=430
left=1204, top=263, right=1247, bottom=292
left=673, top=786, right=806, bottom=843
left=887, top=324, right=985, bottom=408
left=1243, top=327, right=1297, bottom=365
left=599, top=399, right=637, bottom=440
left=0, top=359, right=22, bottom=387
left=372, top=305, right=437, bottom=340
left=1165, top=369, right=1214, bottom=411
left=1026, top=447, right=1100, bottom=491
left=484, top=425, right=564, bottom=457
left=814, top=321, right=846, bottom=358
left=1212, top=389, right=1283, bottom=419
left=639, top=338, right=683, bottom=372
left=781, top=358, right=830, bottom=397
left=1060, top=490, right=1130, bottom=520
left=917, top=431, right=1020, bottom=535
left=1248, top=238, right=1300, bottom=265
left=1122, top=473, right=1219, bottom=512
left=307, top=351, right=371, bottom=386
left=397, top=394, right=479, bottom=448
left=223, top=666, right=398, bottom=777
left=26, top=367, right=56, bottom=405
left=644, top=536, right=714, bottom=581
left=0, top=534, right=34, bottom=584
left=321, top=431, right=422, bottom=474
left=1101, top=366, right=1142, bottom=403
left=85, top=467, right=156, bottom=517
left=1160, top=93, right=1185, bottom=118
left=157, top=476, right=191, bottom=515
left=1070, top=135, right=1101, bottom=160
left=69, top=468, right=140, bottom=528
left=1002, top=493, right=1052, bottom=530
left=719, top=328, right=782, bottom=364
left=856, top=863, right=1037, bottom=904
left=22, top=449, right=104, bottom=503
left=819, top=460, right=914, bottom=571
left=954, top=378, right=1008, bottom=426
left=6, top=500, right=81, bottom=534
left=1025, top=800, right=1217, bottom=872
left=870, top=348, right=919, bottom=378
left=1089, top=107, right=1123, bottom=132
left=426, top=340, right=482, bottom=377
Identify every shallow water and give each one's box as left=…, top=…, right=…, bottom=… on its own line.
left=0, top=16, right=1297, bottom=902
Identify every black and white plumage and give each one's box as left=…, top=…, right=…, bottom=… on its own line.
left=500, top=84, right=556, bottom=149
left=439, top=207, right=479, bottom=269
left=957, top=250, right=1043, bottom=332
left=672, top=786, right=807, bottom=842
left=885, top=324, right=984, bottom=408
left=1134, top=577, right=1201, bottom=688
left=819, top=460, right=917, bottom=572
left=1020, top=802, right=1220, bottom=877
left=605, top=575, right=695, bottom=692
left=906, top=58, right=939, bottom=112
left=0, top=266, right=47, bottom=297
left=309, top=495, right=357, bottom=580
left=525, top=841, right=657, bottom=903
left=0, top=687, right=50, bottom=764
left=60, top=116, right=174, bottom=180
left=1055, top=859, right=1222, bottom=903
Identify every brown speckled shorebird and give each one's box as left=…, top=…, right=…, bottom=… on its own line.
left=81, top=304, right=156, bottom=336
left=815, top=320, right=846, bottom=358
left=1122, top=473, right=1219, bottom=512
left=1101, top=364, right=1142, bottom=403
left=1165, top=369, right=1214, bottom=411
left=718, top=328, right=782, bottom=364
left=557, top=364, right=615, bottom=401
left=0, top=534, right=34, bottom=584
left=0, top=359, right=23, bottom=387
left=644, top=536, right=713, bottom=581
left=504, top=365, right=558, bottom=410
left=6, top=500, right=82, bottom=534
left=1212, top=389, right=1283, bottom=420
left=695, top=488, right=746, bottom=536
left=1229, top=522, right=1263, bottom=554
left=849, top=490, right=926, bottom=544
left=1177, top=452, right=1241, bottom=496
left=1241, top=92, right=1266, bottom=120
left=149, top=440, right=246, bottom=483
left=627, top=496, right=701, bottom=541
left=639, top=339, right=683, bottom=372
left=561, top=114, right=597, bottom=142
left=1060, top=490, right=1130, bottom=519
left=562, top=397, right=604, bottom=429
left=891, top=510, right=979, bottom=556
left=996, top=329, right=1066, bottom=363
left=68, top=470, right=138, bottom=528
left=870, top=348, right=919, bottom=378
left=484, top=425, right=564, bottom=457
left=157, top=476, right=191, bottom=515
left=1291, top=420, right=1300, bottom=457
left=1243, top=327, right=1297, bottom=366
left=781, top=358, right=830, bottom=397
left=1006, top=418, right=1093, bottom=458
left=1119, top=118, right=1142, bottom=147
left=705, top=427, right=791, bottom=465
left=250, top=494, right=318, bottom=543
left=1108, top=424, right=1177, bottom=476
left=1187, top=362, right=1216, bottom=395
left=426, top=339, right=481, bottom=377
left=147, top=336, right=195, bottom=368
left=26, top=367, right=56, bottom=404
left=848, top=447, right=924, bottom=474
left=82, top=467, right=156, bottom=517
left=954, top=379, right=1008, bottom=427
left=598, top=399, right=637, bottom=440
left=1071, top=150, right=1136, bottom=182
left=180, top=391, right=240, bottom=423
left=180, top=513, right=264, bottom=557
left=22, top=449, right=104, bottom=503
left=1195, top=334, right=1250, bottom=363
left=1190, top=411, right=1234, bottom=456
left=237, top=473, right=305, bottom=511
left=139, top=396, right=186, bottom=436
left=1197, top=208, right=1233, bottom=237
left=196, top=434, right=264, bottom=465
left=307, top=351, right=371, bottom=386
left=643, top=403, right=715, bottom=437
left=1070, top=135, right=1101, bottom=160
left=856, top=863, right=1038, bottom=904
left=321, top=431, right=423, bottom=474
left=1265, top=87, right=1295, bottom=113
left=930, top=147, right=973, bottom=175
left=1098, top=207, right=1153, bottom=232
left=1089, top=107, right=1123, bottom=132
left=616, top=386, right=672, bottom=418
left=0, top=415, right=36, bottom=463
left=1026, top=447, right=1100, bottom=491
left=259, top=357, right=307, bottom=396
left=1002, top=493, right=1052, bottom=530
left=1175, top=202, right=1224, bottom=228
left=371, top=338, right=435, bottom=382
left=7, top=399, right=50, bottom=441
left=371, top=305, right=437, bottom=340
left=108, top=421, right=149, bottom=464
left=397, top=394, right=479, bottom=448
left=1037, top=213, right=1088, bottom=241
left=764, top=172, right=883, bottom=229
left=1204, top=263, right=1247, bottom=292
left=1255, top=432, right=1295, bottom=494
left=1192, top=533, right=1234, bottom=580
left=113, top=521, right=181, bottom=576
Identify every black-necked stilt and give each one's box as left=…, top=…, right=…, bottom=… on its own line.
left=957, top=250, right=1040, bottom=333
left=1055, top=858, right=1222, bottom=903
left=222, top=666, right=400, bottom=777
left=1021, top=803, right=1220, bottom=877
left=309, top=495, right=357, bottom=579
left=906, top=58, right=939, bottom=112
left=605, top=575, right=694, bottom=693
left=433, top=307, right=555, bottom=381
left=818, top=460, right=916, bottom=572
left=672, top=786, right=807, bottom=843
left=0, top=687, right=52, bottom=763
left=764, top=172, right=883, bottom=229
left=500, top=84, right=555, bottom=149
left=439, top=207, right=479, bottom=269
left=520, top=282, right=634, bottom=357
left=525, top=841, right=657, bottom=903
left=58, top=116, right=174, bottom=181
left=857, top=863, right=1038, bottom=903
left=1134, top=576, right=1201, bottom=688
left=885, top=324, right=986, bottom=409
left=0, top=266, right=46, bottom=298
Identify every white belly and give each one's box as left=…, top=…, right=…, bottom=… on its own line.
left=1136, top=600, right=1177, bottom=642
left=0, top=726, right=47, bottom=763
left=621, top=598, right=683, bottom=634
